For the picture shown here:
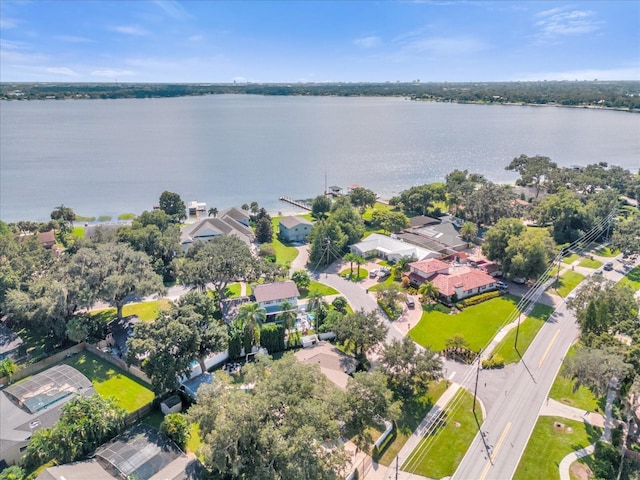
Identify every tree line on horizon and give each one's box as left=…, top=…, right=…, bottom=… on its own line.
left=2, top=80, right=639, bottom=110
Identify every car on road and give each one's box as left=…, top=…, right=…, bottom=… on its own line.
left=496, top=281, right=508, bottom=290
left=593, top=270, right=603, bottom=276
left=512, top=277, right=526, bottom=284
left=603, top=262, right=614, bottom=271
left=406, top=297, right=415, bottom=309
left=369, top=269, right=378, bottom=278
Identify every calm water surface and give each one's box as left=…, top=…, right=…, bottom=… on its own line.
left=1, top=95, right=639, bottom=222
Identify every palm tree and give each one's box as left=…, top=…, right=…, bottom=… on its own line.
left=237, top=302, right=266, bottom=346
left=208, top=207, right=218, bottom=218
left=305, top=290, right=325, bottom=314
left=460, top=221, right=478, bottom=243
left=354, top=255, right=366, bottom=278
left=344, top=252, right=358, bottom=277
left=278, top=300, right=297, bottom=332
left=418, top=281, right=440, bottom=304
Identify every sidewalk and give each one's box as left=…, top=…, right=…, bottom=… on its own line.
left=365, top=382, right=462, bottom=479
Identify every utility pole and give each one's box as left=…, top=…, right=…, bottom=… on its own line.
left=395, top=455, right=399, bottom=480
left=473, top=350, right=482, bottom=415
left=514, top=311, right=522, bottom=351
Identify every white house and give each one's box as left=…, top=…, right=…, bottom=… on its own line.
left=350, top=233, right=438, bottom=263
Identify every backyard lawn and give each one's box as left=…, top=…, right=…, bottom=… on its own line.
left=90, top=299, right=172, bottom=323
left=402, top=389, right=480, bottom=478
left=513, top=417, right=601, bottom=480
left=491, top=303, right=554, bottom=365
left=410, top=295, right=521, bottom=352
left=375, top=380, right=448, bottom=466
left=552, top=271, right=585, bottom=298
left=63, top=351, right=154, bottom=413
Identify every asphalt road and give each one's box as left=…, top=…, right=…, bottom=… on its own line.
left=453, top=300, right=581, bottom=480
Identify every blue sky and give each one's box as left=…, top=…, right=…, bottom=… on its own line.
left=1, top=0, right=638, bottom=83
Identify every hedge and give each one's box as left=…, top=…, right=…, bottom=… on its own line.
left=228, top=334, right=242, bottom=359
left=482, top=354, right=505, bottom=369
left=461, top=290, right=502, bottom=308
left=260, top=324, right=286, bottom=354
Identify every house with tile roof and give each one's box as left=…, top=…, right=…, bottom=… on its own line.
left=407, top=258, right=497, bottom=303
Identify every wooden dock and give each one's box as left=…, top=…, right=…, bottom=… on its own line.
left=279, top=196, right=312, bottom=211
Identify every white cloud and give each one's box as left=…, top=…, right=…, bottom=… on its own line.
left=46, top=67, right=78, bottom=76
left=354, top=36, right=382, bottom=48
left=111, top=25, right=148, bottom=36
left=0, top=16, right=17, bottom=29
left=91, top=68, right=135, bottom=78
left=534, top=7, right=603, bottom=40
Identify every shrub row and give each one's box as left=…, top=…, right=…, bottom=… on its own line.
left=461, top=290, right=502, bottom=308
left=377, top=300, right=401, bottom=320
left=481, top=354, right=505, bottom=369
left=260, top=323, right=286, bottom=353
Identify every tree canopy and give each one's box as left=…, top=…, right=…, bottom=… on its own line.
left=189, top=354, right=350, bottom=479
left=506, top=154, right=558, bottom=198
left=333, top=309, right=388, bottom=360
left=380, top=337, right=442, bottom=397
left=158, top=191, right=186, bottom=221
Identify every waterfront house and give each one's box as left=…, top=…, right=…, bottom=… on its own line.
left=180, top=207, right=254, bottom=252
left=278, top=216, right=314, bottom=243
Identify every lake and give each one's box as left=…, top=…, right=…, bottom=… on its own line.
left=1, top=95, right=638, bottom=222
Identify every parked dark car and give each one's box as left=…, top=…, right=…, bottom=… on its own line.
left=603, top=262, right=614, bottom=271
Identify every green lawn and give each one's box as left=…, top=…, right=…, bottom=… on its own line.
left=362, top=202, right=393, bottom=221
left=225, top=282, right=252, bottom=298
left=375, top=380, right=448, bottom=466
left=402, top=389, right=481, bottom=478
left=549, top=345, right=600, bottom=412
left=552, top=271, right=585, bottom=298
left=299, top=281, right=339, bottom=299
left=340, top=268, right=368, bottom=281
left=578, top=257, right=602, bottom=269
left=118, top=213, right=136, bottom=220
left=368, top=275, right=397, bottom=292
left=63, top=352, right=154, bottom=413
left=90, top=299, right=172, bottom=323
left=595, top=246, right=619, bottom=257
left=514, top=417, right=601, bottom=480
left=410, top=296, right=521, bottom=352
left=270, top=215, right=310, bottom=266
left=72, top=226, right=85, bottom=239
left=562, top=253, right=580, bottom=264
left=491, top=303, right=554, bottom=365
left=620, top=265, right=640, bottom=292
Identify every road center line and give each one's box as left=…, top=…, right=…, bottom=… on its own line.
left=539, top=329, right=560, bottom=368
left=479, top=422, right=512, bottom=480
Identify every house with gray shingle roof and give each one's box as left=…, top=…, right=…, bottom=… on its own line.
left=253, top=281, right=300, bottom=320
left=278, top=216, right=313, bottom=243
left=180, top=207, right=254, bottom=252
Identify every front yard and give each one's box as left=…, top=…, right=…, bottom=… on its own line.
left=401, top=388, right=481, bottom=478
left=410, top=295, right=521, bottom=352
left=514, top=416, right=601, bottom=480
left=552, top=270, right=585, bottom=298
left=491, top=303, right=555, bottom=365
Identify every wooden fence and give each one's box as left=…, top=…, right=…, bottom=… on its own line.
left=0, top=342, right=152, bottom=387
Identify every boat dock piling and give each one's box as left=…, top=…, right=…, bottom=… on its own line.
left=279, top=196, right=312, bottom=211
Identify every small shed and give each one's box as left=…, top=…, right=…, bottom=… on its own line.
left=160, top=395, right=182, bottom=415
